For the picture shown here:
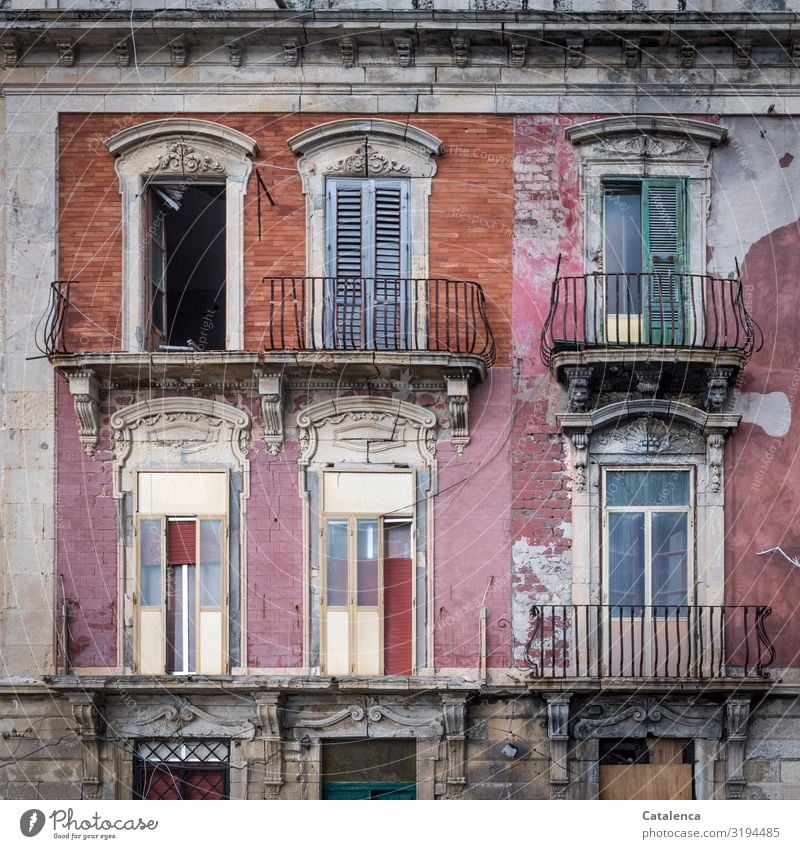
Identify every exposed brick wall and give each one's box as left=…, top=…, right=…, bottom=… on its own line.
left=58, top=114, right=513, bottom=366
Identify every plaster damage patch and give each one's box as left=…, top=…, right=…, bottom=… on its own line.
left=734, top=391, right=791, bottom=437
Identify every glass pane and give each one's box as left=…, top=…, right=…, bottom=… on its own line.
left=139, top=518, right=162, bottom=607
left=608, top=512, right=645, bottom=608
left=167, top=564, right=196, bottom=673
left=652, top=512, right=689, bottom=607
left=606, top=470, right=690, bottom=507
left=199, top=519, right=223, bottom=607
left=384, top=520, right=412, bottom=558
left=326, top=520, right=349, bottom=607
left=357, top=520, right=379, bottom=607
left=604, top=185, right=643, bottom=280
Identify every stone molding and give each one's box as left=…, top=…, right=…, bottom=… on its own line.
left=574, top=697, right=722, bottom=740
left=724, top=697, right=751, bottom=799
left=68, top=694, right=103, bottom=800
left=446, top=375, right=470, bottom=454
left=258, top=373, right=284, bottom=455
left=293, top=697, right=443, bottom=738
left=65, top=369, right=100, bottom=456
left=565, top=115, right=728, bottom=148
left=546, top=694, right=571, bottom=798
left=112, top=696, right=256, bottom=739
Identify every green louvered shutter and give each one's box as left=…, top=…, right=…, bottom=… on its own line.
left=643, top=180, right=686, bottom=344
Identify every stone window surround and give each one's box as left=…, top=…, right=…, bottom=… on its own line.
left=566, top=115, right=728, bottom=331
left=559, top=400, right=740, bottom=613
left=105, top=118, right=258, bottom=352
left=287, top=118, right=443, bottom=279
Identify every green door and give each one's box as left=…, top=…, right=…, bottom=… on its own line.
left=322, top=781, right=416, bottom=800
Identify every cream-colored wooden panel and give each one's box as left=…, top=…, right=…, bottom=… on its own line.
left=323, top=472, right=413, bottom=515
left=138, top=609, right=164, bottom=674
left=606, top=314, right=642, bottom=344
left=199, top=610, right=223, bottom=675
left=138, top=471, right=228, bottom=515
left=355, top=610, right=381, bottom=676
left=325, top=611, right=350, bottom=675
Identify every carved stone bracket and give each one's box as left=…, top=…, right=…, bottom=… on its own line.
left=256, top=693, right=284, bottom=794
left=228, top=40, right=243, bottom=67
left=68, top=694, right=103, bottom=800
left=394, top=37, right=414, bottom=68
left=2, top=38, right=20, bottom=69
left=340, top=37, right=357, bottom=68
left=283, top=37, right=301, bottom=67
left=114, top=38, right=130, bottom=68
left=734, top=40, right=752, bottom=68
left=67, top=370, right=101, bottom=456
left=509, top=39, right=526, bottom=68
left=706, top=429, right=725, bottom=493
left=635, top=368, right=662, bottom=396
left=703, top=367, right=734, bottom=413
left=624, top=38, right=641, bottom=68
left=565, top=366, right=593, bottom=412
left=259, top=373, right=284, bottom=455
left=569, top=432, right=589, bottom=492
left=566, top=38, right=584, bottom=68
left=446, top=376, right=470, bottom=455
left=451, top=37, right=470, bottom=68
left=724, top=698, right=751, bottom=799
left=171, top=36, right=187, bottom=67
left=679, top=42, right=696, bottom=68
left=546, top=694, right=572, bottom=798
left=57, top=41, right=76, bottom=67
left=441, top=696, right=467, bottom=791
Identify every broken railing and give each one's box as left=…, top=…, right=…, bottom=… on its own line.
left=518, top=604, right=775, bottom=679
left=264, top=276, right=496, bottom=367
left=540, top=269, right=762, bottom=368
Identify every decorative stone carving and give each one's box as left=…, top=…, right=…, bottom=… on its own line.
left=2, top=38, right=20, bottom=68
left=442, top=697, right=467, bottom=791
left=706, top=430, right=725, bottom=493
left=283, top=37, right=300, bottom=67
left=67, top=370, right=100, bottom=456
left=114, top=696, right=255, bottom=739
left=703, top=367, right=733, bottom=413
left=257, top=693, right=284, bottom=793
left=679, top=42, right=696, bottom=68
left=68, top=695, right=102, bottom=800
left=451, top=37, right=470, bottom=68
left=565, top=366, right=593, bottom=412
left=724, top=698, right=750, bottom=799
left=509, top=39, right=526, bottom=68
left=570, top=432, right=589, bottom=492
left=57, top=41, right=75, bottom=67
left=624, top=38, right=641, bottom=68
left=596, top=134, right=691, bottom=159
left=297, top=396, right=437, bottom=468
left=574, top=698, right=721, bottom=740
left=791, top=40, right=800, bottom=68
left=114, top=38, right=130, bottom=67
left=594, top=416, right=705, bottom=455
left=546, top=695, right=571, bottom=798
left=146, top=142, right=225, bottom=174
left=171, top=36, right=187, bottom=67
left=259, top=373, right=284, bottom=455
left=635, top=368, right=661, bottom=396
left=339, top=37, right=357, bottom=68
left=394, top=37, right=414, bottom=68
left=228, top=40, right=243, bottom=67
left=296, top=698, right=442, bottom=736
left=446, top=376, right=470, bottom=455
left=325, top=144, right=411, bottom=177
left=734, top=40, right=752, bottom=68
left=566, top=38, right=584, bottom=68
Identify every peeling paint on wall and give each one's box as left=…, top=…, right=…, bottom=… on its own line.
left=734, top=391, right=791, bottom=436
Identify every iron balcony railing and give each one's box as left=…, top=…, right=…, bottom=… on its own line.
left=36, top=280, right=72, bottom=357
left=264, top=276, right=496, bottom=366
left=516, top=604, right=774, bottom=680
left=540, top=267, right=762, bottom=368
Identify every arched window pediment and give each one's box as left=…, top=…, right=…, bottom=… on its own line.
left=565, top=115, right=727, bottom=152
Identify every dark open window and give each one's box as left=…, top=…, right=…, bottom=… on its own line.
left=148, top=184, right=226, bottom=351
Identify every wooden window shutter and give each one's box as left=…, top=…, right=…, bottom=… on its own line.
left=330, top=182, right=364, bottom=277
left=167, top=519, right=196, bottom=565
left=383, top=555, right=413, bottom=675
left=373, top=184, right=404, bottom=279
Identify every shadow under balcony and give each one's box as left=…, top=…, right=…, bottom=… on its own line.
left=516, top=603, right=775, bottom=692
left=540, top=272, right=761, bottom=411
left=40, top=277, right=495, bottom=387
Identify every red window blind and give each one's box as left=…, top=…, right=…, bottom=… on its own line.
left=167, top=520, right=196, bottom=565
left=383, top=556, right=413, bottom=675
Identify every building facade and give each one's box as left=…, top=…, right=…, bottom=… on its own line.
left=1, top=0, right=799, bottom=800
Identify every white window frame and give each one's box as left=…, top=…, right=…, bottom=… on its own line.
left=105, top=119, right=258, bottom=351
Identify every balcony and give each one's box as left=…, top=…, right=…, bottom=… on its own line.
left=540, top=270, right=761, bottom=410
left=39, top=277, right=495, bottom=386
left=517, top=604, right=775, bottom=685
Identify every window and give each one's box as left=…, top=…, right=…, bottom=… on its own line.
left=147, top=183, right=226, bottom=351
left=602, top=179, right=686, bottom=344
left=135, top=471, right=228, bottom=675
left=321, top=471, right=415, bottom=676
left=134, top=741, right=229, bottom=800
left=603, top=468, right=693, bottom=676
left=325, top=178, right=410, bottom=350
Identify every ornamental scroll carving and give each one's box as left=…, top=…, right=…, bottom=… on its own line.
left=595, top=135, right=692, bottom=159
left=325, top=145, right=411, bottom=177
left=147, top=142, right=225, bottom=174
left=593, top=417, right=705, bottom=455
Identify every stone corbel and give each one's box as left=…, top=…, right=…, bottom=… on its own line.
left=451, top=37, right=470, bottom=68
left=68, top=695, right=103, bottom=800
left=679, top=42, right=696, bottom=68
left=565, top=366, right=593, bottom=413
left=724, top=698, right=751, bottom=799
left=171, top=36, right=187, bottom=67
left=394, top=37, right=414, bottom=68
left=228, top=40, right=243, bottom=67
left=706, top=430, right=725, bottom=493
left=570, top=432, right=589, bottom=493
left=566, top=38, right=584, bottom=68
left=340, top=37, right=357, bottom=68
left=57, top=41, right=76, bottom=67
left=2, top=38, right=20, bottom=69
left=259, top=373, right=284, bottom=455
left=283, top=37, right=301, bottom=67
left=635, top=368, right=661, bottom=397
left=446, top=376, right=470, bottom=455
left=441, top=696, right=467, bottom=793
left=734, top=40, right=752, bottom=68
left=624, top=38, right=641, bottom=68
left=257, top=693, right=284, bottom=798
left=114, top=38, right=130, bottom=67
left=67, top=370, right=101, bottom=456
left=703, top=367, right=734, bottom=413
left=546, top=694, right=572, bottom=798
left=509, top=38, right=526, bottom=68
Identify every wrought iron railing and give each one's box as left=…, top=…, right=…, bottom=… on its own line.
left=264, top=276, right=496, bottom=366
left=540, top=267, right=762, bottom=367
left=35, top=280, right=72, bottom=357
left=516, top=604, right=774, bottom=679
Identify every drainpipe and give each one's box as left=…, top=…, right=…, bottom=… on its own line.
left=479, top=576, right=494, bottom=682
